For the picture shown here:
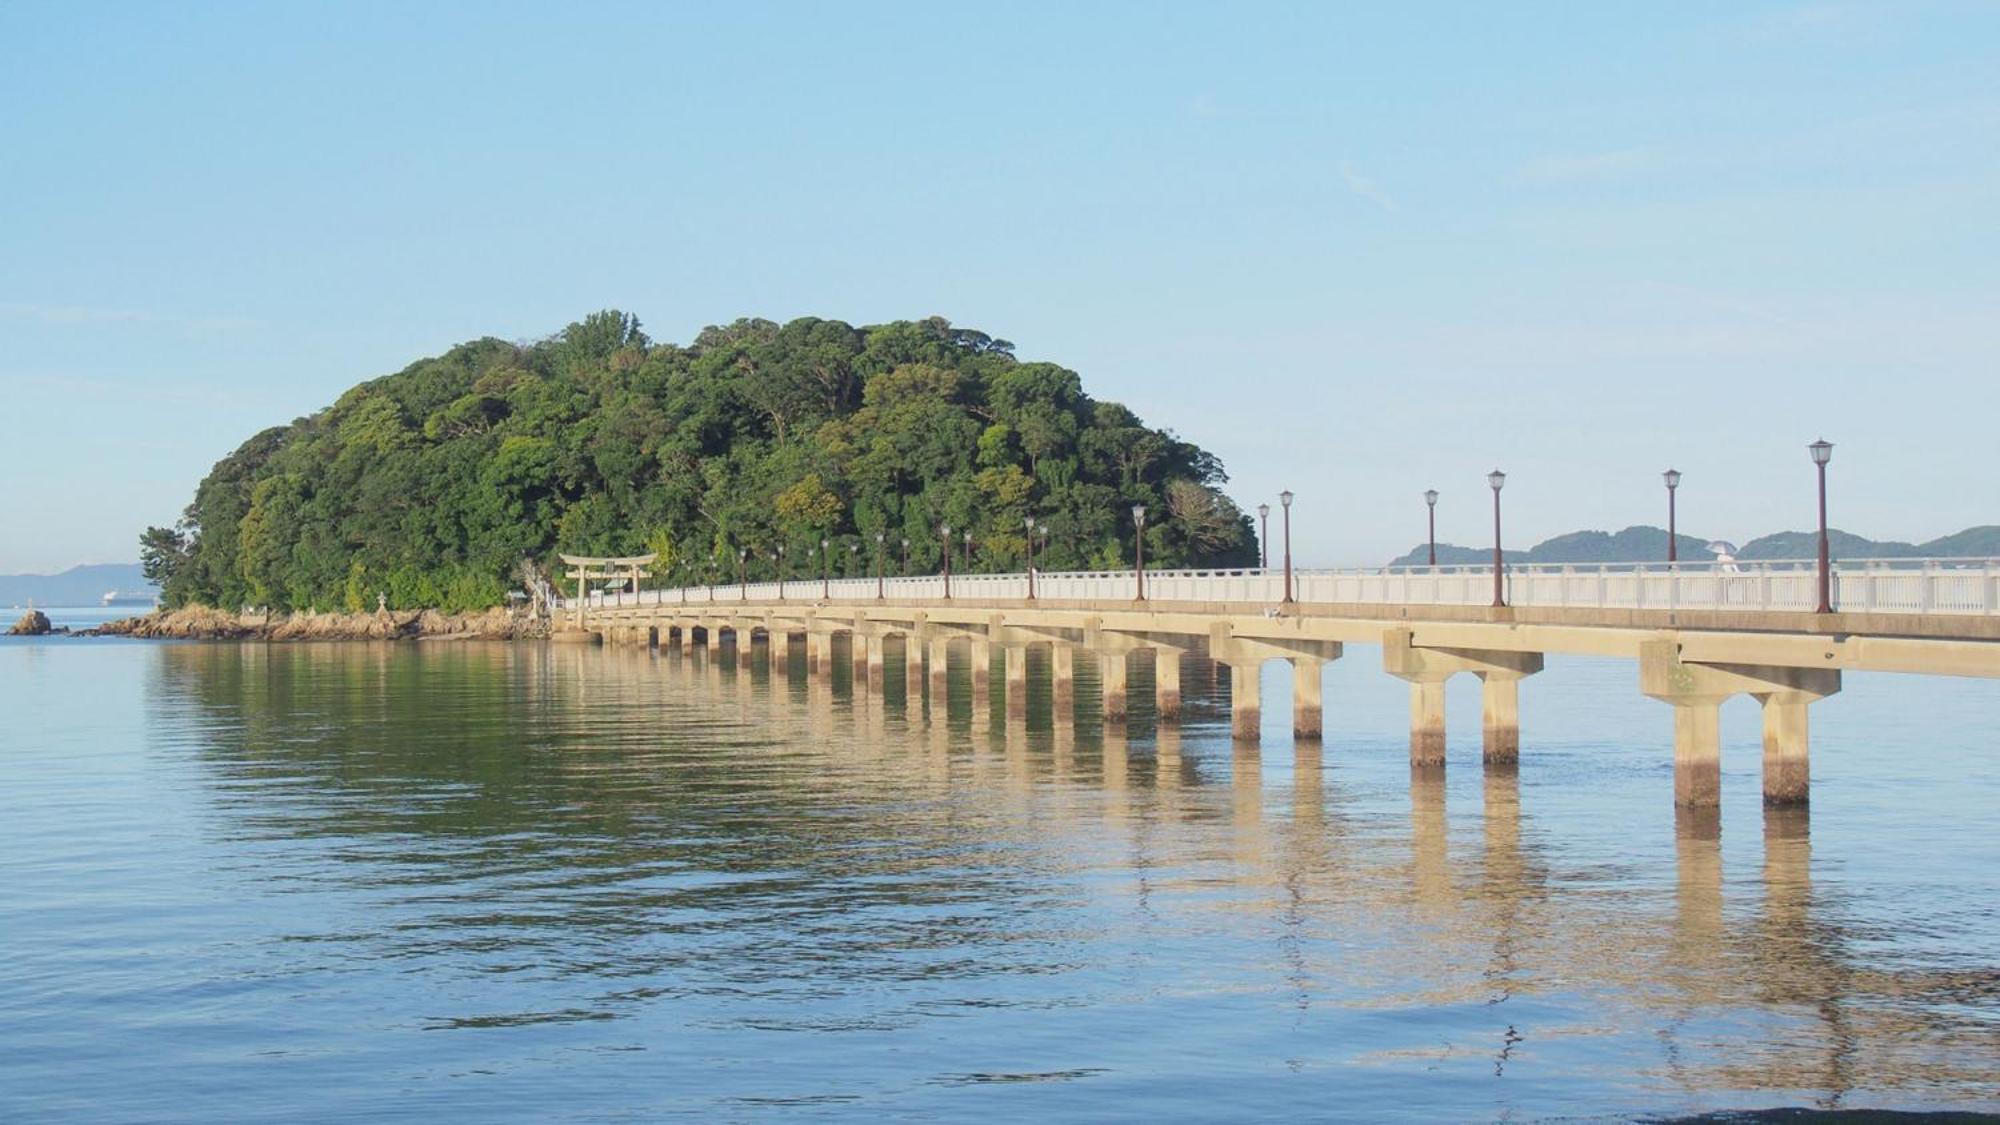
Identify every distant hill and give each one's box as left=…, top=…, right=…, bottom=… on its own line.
left=1, top=563, right=155, bottom=608
left=1389, top=525, right=2000, bottom=568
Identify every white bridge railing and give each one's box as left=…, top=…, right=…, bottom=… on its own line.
left=570, top=557, right=2000, bottom=617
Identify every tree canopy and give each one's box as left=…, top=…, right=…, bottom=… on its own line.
left=149, top=312, right=1256, bottom=611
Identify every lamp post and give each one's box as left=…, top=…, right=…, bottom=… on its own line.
left=875, top=532, right=886, bottom=599
left=1810, top=439, right=1834, bottom=613
left=940, top=522, right=953, bottom=599
left=1257, top=503, right=1270, bottom=570
left=1025, top=516, right=1038, bottom=600
left=1488, top=470, right=1506, bottom=608
left=738, top=547, right=748, bottom=600
left=1133, top=503, right=1148, bottom=600
left=774, top=546, right=785, bottom=599
left=820, top=537, right=830, bottom=599
left=1663, top=469, right=1682, bottom=563
left=963, top=530, right=973, bottom=574
left=1424, top=489, right=1439, bottom=567
left=900, top=537, right=910, bottom=576
left=1279, top=490, right=1294, bottom=603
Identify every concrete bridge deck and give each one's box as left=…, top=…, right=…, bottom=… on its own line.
left=566, top=561, right=2000, bottom=820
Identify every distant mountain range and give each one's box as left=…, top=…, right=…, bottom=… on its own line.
left=1, top=563, right=157, bottom=608
left=1388, top=525, right=2000, bottom=568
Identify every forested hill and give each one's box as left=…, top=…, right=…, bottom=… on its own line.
left=144, top=312, right=1257, bottom=612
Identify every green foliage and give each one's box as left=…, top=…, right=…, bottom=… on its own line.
left=156, top=311, right=1256, bottom=611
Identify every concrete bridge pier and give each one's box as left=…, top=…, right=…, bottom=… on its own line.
left=969, top=638, right=992, bottom=715
left=1100, top=651, right=1128, bottom=724
left=1155, top=648, right=1182, bottom=721
left=928, top=635, right=951, bottom=710
left=1209, top=627, right=1343, bottom=745
left=1229, top=661, right=1261, bottom=741
left=1640, top=640, right=1840, bottom=809
left=849, top=632, right=870, bottom=693
left=1004, top=644, right=1029, bottom=719
left=771, top=629, right=792, bottom=676
left=705, top=623, right=724, bottom=658
left=899, top=634, right=923, bottom=708
left=1383, top=629, right=1543, bottom=770
left=1479, top=672, right=1528, bottom=766
left=1292, top=657, right=1324, bottom=741
left=1051, top=644, right=1076, bottom=712
left=737, top=627, right=755, bottom=670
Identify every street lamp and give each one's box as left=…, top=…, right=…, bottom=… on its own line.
left=940, top=522, right=953, bottom=599
left=900, top=537, right=910, bottom=576
left=1663, top=469, right=1682, bottom=563
left=775, top=546, right=785, bottom=599
left=1279, top=490, right=1294, bottom=604
left=1488, top=470, right=1507, bottom=608
left=1133, top=503, right=1148, bottom=600
left=820, top=537, right=830, bottom=599
left=1257, top=503, right=1270, bottom=570
left=875, top=532, right=886, bottom=599
left=1025, top=516, right=1038, bottom=600
left=1424, top=489, right=1439, bottom=567
left=963, top=529, right=973, bottom=574
left=738, top=547, right=748, bottom=600
left=1810, top=439, right=1834, bottom=613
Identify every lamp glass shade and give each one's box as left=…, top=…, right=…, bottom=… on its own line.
left=1132, top=504, right=1145, bottom=523
left=1424, top=489, right=1438, bottom=506
left=1279, top=490, right=1293, bottom=507
left=1025, top=516, right=1035, bottom=530
left=1809, top=439, right=1833, bottom=465
left=1488, top=470, right=1506, bottom=491
left=1257, top=503, right=1269, bottom=518
left=1663, top=469, right=1681, bottom=489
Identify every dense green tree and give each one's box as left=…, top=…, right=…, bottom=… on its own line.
left=155, top=312, right=1257, bottom=611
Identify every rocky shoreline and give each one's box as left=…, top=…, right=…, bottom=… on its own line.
left=79, top=605, right=548, bottom=642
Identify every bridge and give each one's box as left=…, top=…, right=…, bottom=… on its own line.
left=566, top=557, right=2000, bottom=816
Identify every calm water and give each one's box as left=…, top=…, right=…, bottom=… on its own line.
left=4, top=629, right=1998, bottom=1122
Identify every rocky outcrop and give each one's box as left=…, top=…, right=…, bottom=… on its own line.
left=7, top=610, right=52, bottom=636
left=89, top=605, right=546, bottom=642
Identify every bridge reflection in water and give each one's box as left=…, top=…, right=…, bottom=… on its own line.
left=148, top=640, right=2000, bottom=1109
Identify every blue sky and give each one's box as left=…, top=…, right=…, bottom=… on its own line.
left=3, top=1, right=1995, bottom=573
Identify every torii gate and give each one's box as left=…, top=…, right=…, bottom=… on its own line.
left=560, top=553, right=655, bottom=629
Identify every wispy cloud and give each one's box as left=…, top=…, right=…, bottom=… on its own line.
left=1510, top=146, right=1665, bottom=186
left=1339, top=162, right=1399, bottom=212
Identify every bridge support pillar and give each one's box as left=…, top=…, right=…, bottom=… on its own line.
left=772, top=630, right=792, bottom=676
left=1229, top=661, right=1261, bottom=742
left=969, top=639, right=991, bottom=716
left=1100, top=651, right=1128, bottom=724
left=866, top=635, right=885, bottom=692
left=1155, top=648, right=1182, bottom=721
left=1383, top=629, right=1543, bottom=770
left=737, top=628, right=755, bottom=669
left=1005, top=644, right=1029, bottom=719
left=705, top=624, right=723, bottom=657
left=849, top=633, right=870, bottom=692
left=1051, top=645, right=1075, bottom=713
left=1756, top=692, right=1817, bottom=807
left=928, top=636, right=951, bottom=706
left=1292, top=658, right=1323, bottom=741
left=970, top=638, right=991, bottom=692
left=1407, top=677, right=1448, bottom=768
left=1479, top=672, right=1526, bottom=766
left=1640, top=640, right=1839, bottom=809
left=903, top=635, right=924, bottom=706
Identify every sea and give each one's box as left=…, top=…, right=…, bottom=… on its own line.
left=3, top=609, right=1997, bottom=1122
